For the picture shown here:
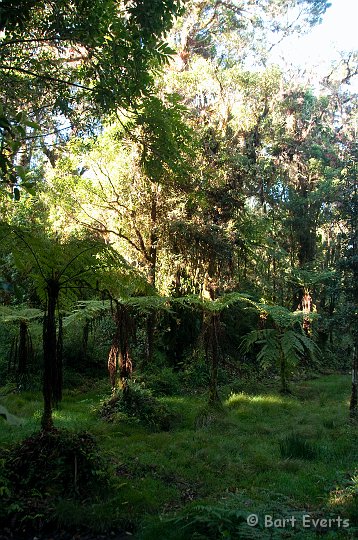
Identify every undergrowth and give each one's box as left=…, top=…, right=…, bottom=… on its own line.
left=0, top=374, right=356, bottom=538
left=100, top=381, right=179, bottom=431
left=0, top=428, right=110, bottom=531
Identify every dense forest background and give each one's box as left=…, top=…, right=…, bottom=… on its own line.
left=0, top=1, right=357, bottom=538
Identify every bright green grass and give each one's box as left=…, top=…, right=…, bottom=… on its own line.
left=0, top=374, right=357, bottom=538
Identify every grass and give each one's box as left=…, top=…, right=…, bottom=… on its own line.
left=0, top=373, right=357, bottom=538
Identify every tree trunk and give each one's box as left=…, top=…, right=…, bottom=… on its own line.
left=118, top=306, right=133, bottom=391
left=350, top=343, right=357, bottom=419
left=279, top=350, right=290, bottom=395
left=108, top=329, right=120, bottom=391
left=146, top=187, right=158, bottom=364
left=41, top=278, right=60, bottom=431
left=108, top=304, right=133, bottom=391
left=208, top=313, right=221, bottom=405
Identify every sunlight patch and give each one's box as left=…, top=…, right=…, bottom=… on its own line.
left=225, top=393, right=286, bottom=407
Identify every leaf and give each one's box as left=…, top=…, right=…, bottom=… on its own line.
left=15, top=111, right=24, bottom=123
left=24, top=119, right=40, bottom=130
left=0, top=117, right=11, bottom=131
left=9, top=140, right=21, bottom=153
left=239, top=328, right=276, bottom=355
left=15, top=165, right=27, bottom=181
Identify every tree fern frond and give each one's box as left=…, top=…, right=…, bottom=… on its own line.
left=240, top=329, right=276, bottom=354
left=123, top=295, right=172, bottom=314
left=0, top=305, right=43, bottom=324
left=260, top=304, right=295, bottom=329
left=257, top=340, right=281, bottom=368
left=294, top=331, right=322, bottom=361
left=63, top=300, right=111, bottom=328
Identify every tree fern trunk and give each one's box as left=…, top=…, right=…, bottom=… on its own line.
left=17, top=320, right=28, bottom=376
left=350, top=342, right=357, bottom=419
left=208, top=313, right=221, bottom=405
left=108, top=333, right=119, bottom=391
left=119, top=306, right=133, bottom=391
left=41, top=278, right=60, bottom=431
left=280, top=350, right=290, bottom=394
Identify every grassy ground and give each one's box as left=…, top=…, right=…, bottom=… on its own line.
left=0, top=374, right=357, bottom=538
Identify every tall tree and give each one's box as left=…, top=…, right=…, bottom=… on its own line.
left=171, top=0, right=330, bottom=66
left=46, top=95, right=194, bottom=291
left=339, top=144, right=358, bottom=418
left=0, top=0, right=183, bottom=190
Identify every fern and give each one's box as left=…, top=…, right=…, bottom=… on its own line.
left=241, top=329, right=275, bottom=353
left=240, top=305, right=321, bottom=392
left=0, top=306, right=43, bottom=324
left=63, top=300, right=111, bottom=328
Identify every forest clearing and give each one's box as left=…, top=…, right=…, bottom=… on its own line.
left=1, top=374, right=357, bottom=538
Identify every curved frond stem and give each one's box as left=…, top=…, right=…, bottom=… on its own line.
left=57, top=245, right=98, bottom=280
left=12, top=230, right=46, bottom=281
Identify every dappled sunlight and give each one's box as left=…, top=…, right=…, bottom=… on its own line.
left=327, top=471, right=358, bottom=507
left=162, top=396, right=187, bottom=404
left=225, top=392, right=289, bottom=408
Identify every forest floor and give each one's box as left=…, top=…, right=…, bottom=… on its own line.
left=0, top=373, right=357, bottom=539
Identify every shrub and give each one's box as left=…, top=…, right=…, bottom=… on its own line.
left=145, top=367, right=181, bottom=396
left=1, top=428, right=109, bottom=529
left=181, top=358, right=211, bottom=388
left=101, top=382, right=179, bottom=431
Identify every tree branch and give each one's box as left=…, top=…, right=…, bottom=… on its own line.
left=0, top=64, right=95, bottom=91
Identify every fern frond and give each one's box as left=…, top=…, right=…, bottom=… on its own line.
left=123, top=295, right=172, bottom=314
left=240, top=329, right=276, bottom=354
left=281, top=330, right=304, bottom=367
left=0, top=305, right=43, bottom=324
left=63, top=300, right=111, bottom=328
left=257, top=339, right=281, bottom=368
left=294, top=331, right=322, bottom=362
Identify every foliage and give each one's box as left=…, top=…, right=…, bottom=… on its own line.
left=0, top=305, right=42, bottom=386
left=0, top=108, right=39, bottom=195
left=0, top=0, right=184, bottom=114
left=143, top=367, right=182, bottom=396
left=1, top=428, right=110, bottom=528
left=0, top=374, right=356, bottom=536
left=0, top=0, right=357, bottom=535
left=101, top=382, right=179, bottom=431
left=172, top=0, right=330, bottom=65
left=140, top=503, right=252, bottom=540
left=240, top=305, right=321, bottom=392
left=242, top=327, right=317, bottom=370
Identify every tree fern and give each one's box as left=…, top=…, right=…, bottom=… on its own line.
left=240, top=305, right=321, bottom=393
left=0, top=224, right=154, bottom=429
left=0, top=306, right=43, bottom=324
left=63, top=300, right=111, bottom=328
